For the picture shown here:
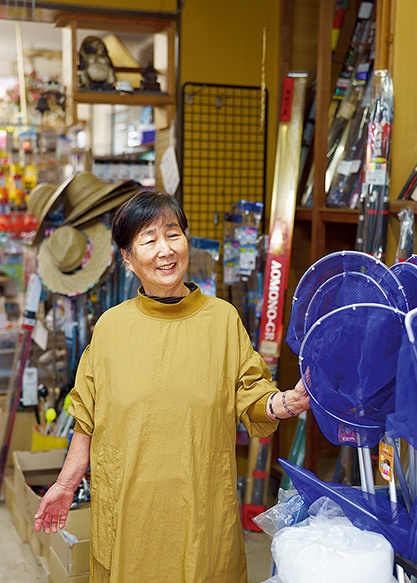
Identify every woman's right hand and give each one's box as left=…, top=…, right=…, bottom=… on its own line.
left=34, top=482, right=75, bottom=534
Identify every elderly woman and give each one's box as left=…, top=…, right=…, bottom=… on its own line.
left=34, top=191, right=310, bottom=583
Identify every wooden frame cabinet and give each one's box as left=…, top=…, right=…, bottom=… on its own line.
left=294, top=0, right=417, bottom=266
left=55, top=11, right=176, bottom=128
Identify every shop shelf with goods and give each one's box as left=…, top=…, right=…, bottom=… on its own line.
left=55, top=11, right=176, bottom=130
left=272, top=0, right=417, bottom=480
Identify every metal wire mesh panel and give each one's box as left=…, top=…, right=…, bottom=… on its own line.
left=181, top=83, right=267, bottom=242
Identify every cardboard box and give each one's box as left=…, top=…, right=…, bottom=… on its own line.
left=13, top=449, right=67, bottom=552
left=11, top=496, right=28, bottom=543
left=0, top=400, right=38, bottom=467
left=51, top=506, right=90, bottom=576
left=49, top=547, right=89, bottom=583
left=3, top=474, right=15, bottom=513
left=13, top=449, right=67, bottom=523
left=13, top=449, right=90, bottom=559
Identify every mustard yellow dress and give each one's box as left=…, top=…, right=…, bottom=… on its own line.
left=69, top=286, right=278, bottom=583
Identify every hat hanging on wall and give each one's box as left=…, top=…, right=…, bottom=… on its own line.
left=28, top=171, right=135, bottom=246
left=27, top=175, right=76, bottom=247
left=68, top=186, right=140, bottom=228
left=61, top=173, right=137, bottom=226
left=37, top=221, right=114, bottom=296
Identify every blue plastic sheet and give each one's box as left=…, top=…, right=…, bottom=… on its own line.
left=279, top=458, right=414, bottom=560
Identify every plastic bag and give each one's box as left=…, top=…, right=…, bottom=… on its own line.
left=189, top=236, right=220, bottom=296
left=271, top=496, right=396, bottom=583
left=395, top=206, right=415, bottom=262
left=252, top=489, right=308, bottom=539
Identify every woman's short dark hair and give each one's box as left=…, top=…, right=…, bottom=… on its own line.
left=111, top=191, right=188, bottom=253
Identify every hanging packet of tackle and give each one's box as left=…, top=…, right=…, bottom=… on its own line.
left=334, top=1, right=376, bottom=100
left=189, top=236, right=220, bottom=297
left=301, top=2, right=376, bottom=208
left=258, top=74, right=307, bottom=380
left=360, top=70, right=393, bottom=260
left=395, top=207, right=415, bottom=262
left=327, top=78, right=373, bottom=207
left=234, top=200, right=263, bottom=277
left=223, top=212, right=242, bottom=285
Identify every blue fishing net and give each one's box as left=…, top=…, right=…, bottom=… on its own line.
left=287, top=250, right=408, bottom=355
left=304, top=272, right=390, bottom=335
left=299, top=303, right=406, bottom=448
left=278, top=458, right=414, bottom=560
left=391, top=262, right=417, bottom=310
left=386, top=308, right=417, bottom=448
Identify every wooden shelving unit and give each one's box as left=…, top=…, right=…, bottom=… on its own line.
left=296, top=201, right=417, bottom=225
left=55, top=11, right=176, bottom=127
left=388, top=199, right=417, bottom=214
left=73, top=90, right=173, bottom=108
left=284, top=0, right=400, bottom=475
left=296, top=206, right=360, bottom=223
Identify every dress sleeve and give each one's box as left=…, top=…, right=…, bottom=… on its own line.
left=68, top=345, right=95, bottom=437
left=235, top=319, right=279, bottom=438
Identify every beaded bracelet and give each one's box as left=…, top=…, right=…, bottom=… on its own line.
left=282, top=390, right=298, bottom=417
left=268, top=392, right=284, bottom=420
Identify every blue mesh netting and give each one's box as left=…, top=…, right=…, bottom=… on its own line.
left=299, top=303, right=406, bottom=448
left=278, top=458, right=414, bottom=560
left=391, top=262, right=417, bottom=310
left=286, top=250, right=409, bottom=355
left=386, top=308, right=417, bottom=448
left=304, top=272, right=390, bottom=335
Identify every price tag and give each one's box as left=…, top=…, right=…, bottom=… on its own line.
left=22, top=367, right=38, bottom=406
left=160, top=146, right=180, bottom=195
left=33, top=320, right=48, bottom=351
left=366, top=168, right=387, bottom=186
left=337, top=160, right=353, bottom=176
left=379, top=441, right=394, bottom=481
left=358, top=1, right=374, bottom=19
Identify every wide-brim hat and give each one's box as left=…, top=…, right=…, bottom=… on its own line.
left=37, top=220, right=114, bottom=296
left=28, top=175, right=76, bottom=247
left=29, top=172, right=132, bottom=247
left=61, top=173, right=135, bottom=226
left=69, top=187, right=140, bottom=228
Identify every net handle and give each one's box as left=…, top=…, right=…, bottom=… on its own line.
left=405, top=307, right=417, bottom=344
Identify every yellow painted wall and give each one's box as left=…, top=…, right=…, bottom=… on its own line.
left=390, top=0, right=417, bottom=195
left=180, top=0, right=280, bottom=219
left=386, top=0, right=417, bottom=264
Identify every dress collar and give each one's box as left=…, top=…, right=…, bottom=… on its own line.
left=134, top=284, right=208, bottom=319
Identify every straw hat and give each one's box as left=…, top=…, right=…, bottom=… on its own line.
left=27, top=175, right=76, bottom=246
left=37, top=221, right=114, bottom=296
left=69, top=186, right=140, bottom=228
left=28, top=172, right=133, bottom=246
left=61, top=172, right=135, bottom=226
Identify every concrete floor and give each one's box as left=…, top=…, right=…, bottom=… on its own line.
left=0, top=501, right=273, bottom=583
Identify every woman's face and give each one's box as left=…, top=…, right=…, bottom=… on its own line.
left=122, top=213, right=189, bottom=297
